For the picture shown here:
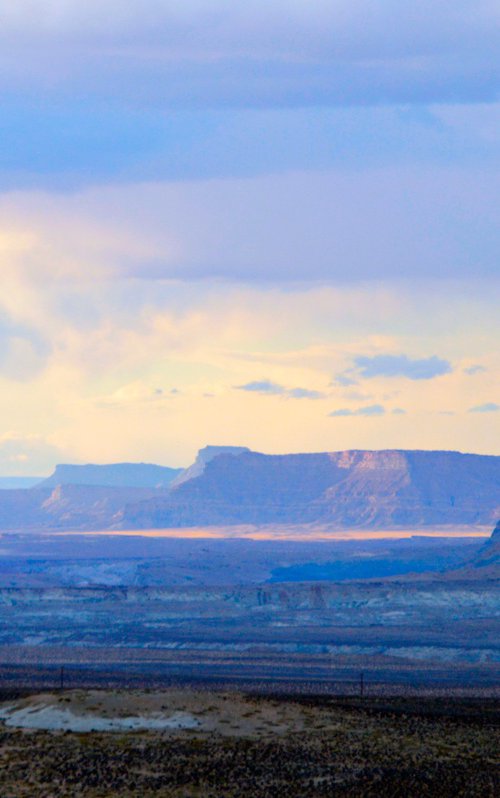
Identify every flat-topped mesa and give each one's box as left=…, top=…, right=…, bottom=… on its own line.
left=0, top=448, right=498, bottom=533
left=38, top=462, right=182, bottom=490
left=121, top=448, right=500, bottom=530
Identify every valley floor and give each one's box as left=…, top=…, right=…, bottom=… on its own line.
left=0, top=690, right=498, bottom=797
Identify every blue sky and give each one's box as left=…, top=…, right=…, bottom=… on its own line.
left=0, top=1, right=498, bottom=472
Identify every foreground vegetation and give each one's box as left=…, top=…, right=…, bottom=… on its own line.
left=0, top=693, right=498, bottom=797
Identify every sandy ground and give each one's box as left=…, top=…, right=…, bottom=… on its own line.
left=51, top=524, right=490, bottom=540
left=0, top=689, right=314, bottom=736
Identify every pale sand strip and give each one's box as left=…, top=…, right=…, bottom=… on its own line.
left=47, top=524, right=490, bottom=541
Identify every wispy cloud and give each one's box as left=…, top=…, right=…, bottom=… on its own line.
left=2, top=1, right=499, bottom=110
left=236, top=380, right=324, bottom=400
left=236, top=380, right=285, bottom=395
left=287, top=388, right=324, bottom=400
left=0, top=433, right=64, bottom=476
left=468, top=402, right=500, bottom=413
left=464, top=364, right=487, bottom=375
left=329, top=404, right=386, bottom=418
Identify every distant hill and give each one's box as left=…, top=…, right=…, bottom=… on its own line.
left=39, top=462, right=183, bottom=490
left=121, top=448, right=500, bottom=530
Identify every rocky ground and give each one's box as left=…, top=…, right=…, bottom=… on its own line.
left=0, top=689, right=498, bottom=797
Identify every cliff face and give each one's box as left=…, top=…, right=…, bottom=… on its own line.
left=169, top=446, right=250, bottom=488
left=447, top=520, right=500, bottom=578
left=121, top=449, right=500, bottom=530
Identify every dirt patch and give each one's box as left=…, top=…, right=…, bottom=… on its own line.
left=0, top=691, right=498, bottom=797
left=0, top=689, right=312, bottom=737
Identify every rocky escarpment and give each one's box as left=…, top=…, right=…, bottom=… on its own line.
left=121, top=448, right=500, bottom=530
left=442, top=520, right=500, bottom=579
left=169, top=445, right=250, bottom=488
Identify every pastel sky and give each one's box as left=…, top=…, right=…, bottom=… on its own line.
left=0, top=0, right=499, bottom=473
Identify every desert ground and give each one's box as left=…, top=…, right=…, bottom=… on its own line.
left=0, top=688, right=498, bottom=797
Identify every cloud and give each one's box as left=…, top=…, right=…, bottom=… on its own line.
left=0, top=433, right=63, bottom=476
left=0, top=312, right=50, bottom=380
left=464, top=364, right=487, bottom=375
left=3, top=166, right=498, bottom=285
left=333, top=373, right=358, bottom=387
left=353, top=354, right=453, bottom=380
left=329, top=404, right=386, bottom=417
left=236, top=380, right=286, bottom=395
left=468, top=402, right=500, bottom=413
left=287, top=388, right=324, bottom=400
left=0, top=2, right=498, bottom=111
left=236, top=381, right=324, bottom=400
left=392, top=408, right=406, bottom=415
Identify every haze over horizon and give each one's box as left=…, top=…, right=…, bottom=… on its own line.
left=1, top=0, right=499, bottom=475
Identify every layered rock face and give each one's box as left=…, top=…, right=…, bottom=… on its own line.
left=122, top=449, right=500, bottom=529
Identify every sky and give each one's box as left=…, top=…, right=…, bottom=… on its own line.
left=0, top=0, right=499, bottom=474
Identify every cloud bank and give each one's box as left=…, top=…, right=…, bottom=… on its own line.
left=1, top=1, right=499, bottom=108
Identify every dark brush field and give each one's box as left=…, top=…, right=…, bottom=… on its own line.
left=0, top=690, right=498, bottom=797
